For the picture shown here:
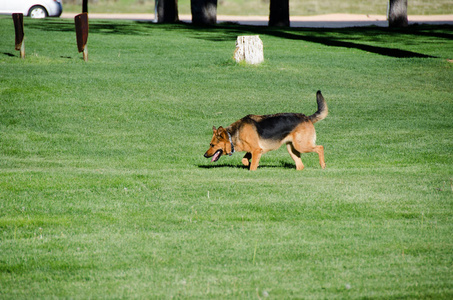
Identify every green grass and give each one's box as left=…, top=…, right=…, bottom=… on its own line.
left=62, top=0, right=453, bottom=16
left=1, top=17, right=453, bottom=298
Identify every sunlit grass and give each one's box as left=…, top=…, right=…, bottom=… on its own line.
left=0, top=17, right=452, bottom=298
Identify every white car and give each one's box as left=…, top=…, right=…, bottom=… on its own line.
left=0, top=0, right=62, bottom=18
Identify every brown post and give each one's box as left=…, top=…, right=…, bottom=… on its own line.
left=12, top=13, right=25, bottom=58
left=75, top=13, right=89, bottom=62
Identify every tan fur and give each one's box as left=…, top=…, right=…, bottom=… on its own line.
left=204, top=91, right=328, bottom=171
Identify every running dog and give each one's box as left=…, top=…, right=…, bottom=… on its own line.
left=204, top=90, right=328, bottom=171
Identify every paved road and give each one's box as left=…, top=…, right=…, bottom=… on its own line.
left=61, top=13, right=453, bottom=28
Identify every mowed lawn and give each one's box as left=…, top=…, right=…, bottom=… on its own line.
left=0, top=17, right=452, bottom=298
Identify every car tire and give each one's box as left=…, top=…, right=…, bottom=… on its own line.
left=29, top=6, right=48, bottom=18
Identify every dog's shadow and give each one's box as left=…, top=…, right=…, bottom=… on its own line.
left=197, top=161, right=295, bottom=170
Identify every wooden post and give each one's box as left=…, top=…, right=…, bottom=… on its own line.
left=83, top=46, right=88, bottom=62
left=75, top=13, right=89, bottom=62
left=20, top=41, right=25, bottom=59
left=12, top=13, right=25, bottom=59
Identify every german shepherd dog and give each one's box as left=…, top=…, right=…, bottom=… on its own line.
left=204, top=90, right=328, bottom=171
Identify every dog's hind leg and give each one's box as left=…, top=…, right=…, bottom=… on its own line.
left=286, top=143, right=304, bottom=170
left=242, top=152, right=252, bottom=166
left=314, top=145, right=326, bottom=169
left=292, top=141, right=326, bottom=170
left=291, top=125, right=326, bottom=170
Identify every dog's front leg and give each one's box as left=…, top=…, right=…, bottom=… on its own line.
left=249, top=149, right=263, bottom=171
left=242, top=153, right=252, bottom=166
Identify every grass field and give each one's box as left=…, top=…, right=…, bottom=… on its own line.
left=61, top=0, right=453, bottom=16
left=1, top=16, right=453, bottom=298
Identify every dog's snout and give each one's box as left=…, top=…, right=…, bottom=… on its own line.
left=204, top=152, right=209, bottom=158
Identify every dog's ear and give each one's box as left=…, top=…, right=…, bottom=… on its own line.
left=216, top=127, right=232, bottom=154
left=217, top=127, right=228, bottom=138
left=216, top=126, right=224, bottom=136
left=212, top=126, right=217, bottom=133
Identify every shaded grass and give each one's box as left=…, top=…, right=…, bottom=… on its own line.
left=61, top=0, right=453, bottom=16
left=1, top=17, right=453, bottom=298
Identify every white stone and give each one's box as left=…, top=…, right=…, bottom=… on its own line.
left=234, top=35, right=264, bottom=65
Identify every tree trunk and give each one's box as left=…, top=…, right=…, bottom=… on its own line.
left=191, top=0, right=217, bottom=25
left=157, top=0, right=179, bottom=23
left=388, top=0, right=408, bottom=27
left=269, top=0, right=289, bottom=27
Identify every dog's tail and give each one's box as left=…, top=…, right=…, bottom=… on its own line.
left=308, top=90, right=328, bottom=124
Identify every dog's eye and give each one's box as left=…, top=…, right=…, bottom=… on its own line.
left=210, top=144, right=214, bottom=147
